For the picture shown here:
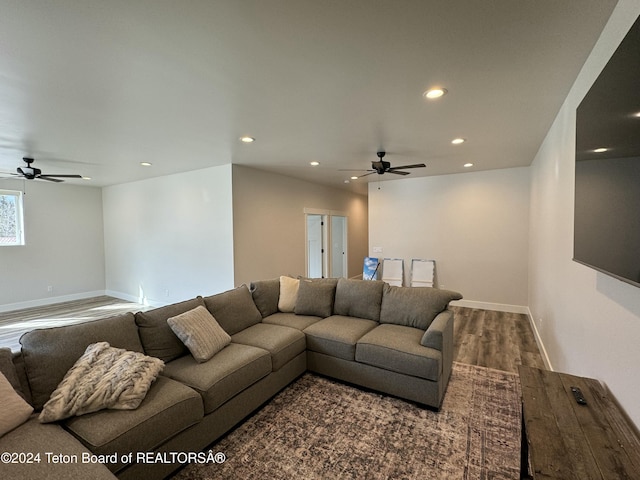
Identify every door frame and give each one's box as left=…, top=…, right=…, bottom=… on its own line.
left=304, top=208, right=348, bottom=278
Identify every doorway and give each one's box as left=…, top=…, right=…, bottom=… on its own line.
left=305, top=209, right=348, bottom=278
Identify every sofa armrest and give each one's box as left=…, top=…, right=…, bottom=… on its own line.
left=420, top=309, right=454, bottom=351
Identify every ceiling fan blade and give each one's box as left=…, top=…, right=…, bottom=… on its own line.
left=40, top=174, right=83, bottom=178
left=388, top=170, right=411, bottom=176
left=358, top=171, right=378, bottom=178
left=338, top=169, right=374, bottom=172
left=390, top=163, right=426, bottom=169
left=38, top=176, right=64, bottom=183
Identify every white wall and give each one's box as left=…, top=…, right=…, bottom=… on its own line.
left=231, top=165, right=368, bottom=286
left=102, top=165, right=235, bottom=306
left=0, top=180, right=105, bottom=310
left=529, top=0, right=640, bottom=427
left=369, top=167, right=530, bottom=310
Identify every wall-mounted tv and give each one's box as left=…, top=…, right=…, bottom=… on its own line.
left=574, top=14, right=640, bottom=288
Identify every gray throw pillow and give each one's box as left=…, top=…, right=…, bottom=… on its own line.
left=168, top=306, right=231, bottom=363
left=135, top=297, right=205, bottom=363
left=380, top=284, right=463, bottom=330
left=295, top=280, right=336, bottom=317
left=250, top=278, right=280, bottom=318
left=203, top=285, right=262, bottom=336
left=333, top=278, right=385, bottom=321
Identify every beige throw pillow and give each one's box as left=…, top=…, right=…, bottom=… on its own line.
left=0, top=371, right=33, bottom=437
left=167, top=306, right=231, bottom=363
left=278, top=276, right=300, bottom=312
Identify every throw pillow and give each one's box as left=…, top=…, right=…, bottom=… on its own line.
left=134, top=297, right=206, bottom=362
left=39, top=342, right=164, bottom=423
left=295, top=280, right=336, bottom=317
left=278, top=276, right=300, bottom=312
left=167, top=306, right=231, bottom=362
left=0, top=371, right=33, bottom=438
left=379, top=284, right=463, bottom=330
left=333, top=278, right=385, bottom=321
left=249, top=278, right=281, bottom=318
left=202, top=285, right=262, bottom=336
left=0, top=347, right=26, bottom=400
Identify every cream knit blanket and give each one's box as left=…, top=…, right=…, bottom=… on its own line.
left=39, top=342, right=164, bottom=423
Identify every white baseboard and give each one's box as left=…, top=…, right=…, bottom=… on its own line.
left=524, top=307, right=553, bottom=371
left=0, top=290, right=107, bottom=313
left=450, top=299, right=529, bottom=314
left=104, top=290, right=167, bottom=308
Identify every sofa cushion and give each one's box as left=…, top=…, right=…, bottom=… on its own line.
left=262, top=312, right=323, bottom=331
left=380, top=284, right=463, bottom=330
left=303, top=315, right=378, bottom=361
left=250, top=278, right=280, bottom=318
left=355, top=324, right=441, bottom=382
left=0, top=417, right=115, bottom=479
left=202, top=285, right=262, bottom=336
left=295, top=279, right=336, bottom=318
left=333, top=278, right=385, bottom=321
left=135, top=297, right=205, bottom=362
left=64, top=375, right=202, bottom=473
left=231, top=323, right=306, bottom=371
left=0, top=371, right=33, bottom=438
left=168, top=306, right=231, bottom=362
left=162, top=343, right=271, bottom=414
left=39, top=342, right=164, bottom=423
left=20, top=313, right=144, bottom=410
left=278, top=276, right=300, bottom=312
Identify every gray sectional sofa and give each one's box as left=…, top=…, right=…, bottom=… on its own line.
left=0, top=277, right=461, bottom=480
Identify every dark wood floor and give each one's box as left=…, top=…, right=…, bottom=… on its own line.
left=452, top=306, right=546, bottom=373
left=0, top=298, right=546, bottom=374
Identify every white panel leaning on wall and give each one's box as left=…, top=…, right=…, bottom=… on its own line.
left=382, top=258, right=404, bottom=286
left=410, top=259, right=435, bottom=287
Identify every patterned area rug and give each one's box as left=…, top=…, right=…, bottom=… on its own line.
left=173, top=362, right=522, bottom=479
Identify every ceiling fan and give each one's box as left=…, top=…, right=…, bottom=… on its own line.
left=3, top=157, right=83, bottom=183
left=345, top=151, right=426, bottom=178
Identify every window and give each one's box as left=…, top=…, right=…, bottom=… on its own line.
left=0, top=189, right=25, bottom=246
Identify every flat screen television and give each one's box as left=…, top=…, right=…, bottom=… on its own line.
left=574, top=14, right=640, bottom=288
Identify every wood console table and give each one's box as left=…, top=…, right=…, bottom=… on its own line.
left=519, top=366, right=640, bottom=479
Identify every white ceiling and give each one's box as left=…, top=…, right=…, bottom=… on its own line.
left=0, top=0, right=617, bottom=194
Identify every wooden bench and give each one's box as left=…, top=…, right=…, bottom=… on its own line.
left=519, top=365, right=640, bottom=479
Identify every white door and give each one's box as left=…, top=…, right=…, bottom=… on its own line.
left=330, top=216, right=347, bottom=278
left=306, top=214, right=325, bottom=278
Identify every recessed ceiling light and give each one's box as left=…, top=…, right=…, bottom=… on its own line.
left=593, top=148, right=608, bottom=153
left=464, top=163, right=474, bottom=168
left=344, top=180, right=350, bottom=184
left=423, top=88, right=448, bottom=99
left=310, top=161, right=320, bottom=166
left=140, top=162, right=152, bottom=166
left=350, top=176, right=358, bottom=180
left=451, top=138, right=466, bottom=145
left=82, top=176, right=92, bottom=180
left=633, top=111, right=640, bottom=118
left=240, top=136, right=255, bottom=143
